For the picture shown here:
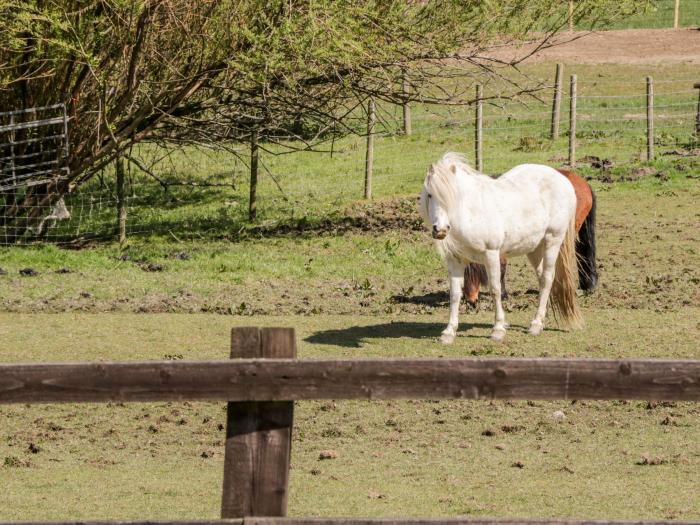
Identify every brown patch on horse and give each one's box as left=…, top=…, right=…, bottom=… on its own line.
left=556, top=169, right=592, bottom=232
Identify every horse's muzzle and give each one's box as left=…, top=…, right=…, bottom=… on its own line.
left=432, top=225, right=449, bottom=239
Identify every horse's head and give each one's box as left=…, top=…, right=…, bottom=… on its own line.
left=420, top=164, right=454, bottom=240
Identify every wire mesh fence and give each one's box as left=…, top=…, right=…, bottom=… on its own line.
left=0, top=75, right=698, bottom=245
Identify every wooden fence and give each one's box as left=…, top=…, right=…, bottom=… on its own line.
left=1, top=327, right=699, bottom=525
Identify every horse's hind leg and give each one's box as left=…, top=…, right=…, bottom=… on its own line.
left=529, top=236, right=561, bottom=336
left=485, top=250, right=507, bottom=342
left=440, top=257, right=465, bottom=344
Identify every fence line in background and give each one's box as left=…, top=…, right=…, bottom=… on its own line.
left=1, top=76, right=699, bottom=244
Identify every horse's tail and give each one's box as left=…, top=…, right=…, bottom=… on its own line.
left=575, top=189, right=598, bottom=291
left=551, top=216, right=584, bottom=329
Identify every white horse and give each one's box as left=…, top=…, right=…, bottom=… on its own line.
left=419, top=152, right=583, bottom=342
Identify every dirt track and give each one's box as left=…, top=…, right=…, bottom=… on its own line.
left=493, top=28, right=700, bottom=64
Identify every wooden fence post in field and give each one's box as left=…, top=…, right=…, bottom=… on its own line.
left=568, top=74, right=577, bottom=167
left=249, top=129, right=259, bottom=221
left=674, top=0, right=680, bottom=28
left=693, top=82, right=700, bottom=134
left=9, top=114, right=16, bottom=186
left=364, top=97, right=375, bottom=199
left=221, top=327, right=296, bottom=518
left=115, top=157, right=127, bottom=249
left=402, top=69, right=412, bottom=136
left=646, top=76, right=654, bottom=161
left=550, top=64, right=563, bottom=139
left=475, top=84, right=483, bottom=172
left=568, top=0, right=574, bottom=32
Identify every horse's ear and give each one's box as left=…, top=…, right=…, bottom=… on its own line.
left=450, top=164, right=457, bottom=175
left=427, top=165, right=435, bottom=179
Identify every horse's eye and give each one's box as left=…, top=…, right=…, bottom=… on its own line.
left=427, top=193, right=432, bottom=199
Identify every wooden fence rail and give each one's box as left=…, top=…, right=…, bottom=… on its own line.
left=2, top=357, right=699, bottom=404
left=3, top=519, right=700, bottom=525
left=2, top=327, right=699, bottom=524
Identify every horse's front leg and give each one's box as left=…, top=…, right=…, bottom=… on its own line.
left=485, top=250, right=506, bottom=342
left=440, top=257, right=465, bottom=344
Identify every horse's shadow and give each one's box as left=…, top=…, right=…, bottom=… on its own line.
left=305, top=321, right=495, bottom=348
left=389, top=291, right=449, bottom=307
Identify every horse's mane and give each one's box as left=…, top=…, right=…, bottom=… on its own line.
left=423, top=152, right=483, bottom=210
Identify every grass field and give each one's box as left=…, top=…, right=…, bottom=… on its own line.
left=1, top=161, right=699, bottom=520
left=1, top=312, right=699, bottom=520
left=1, top=34, right=700, bottom=524
left=592, top=0, right=700, bottom=29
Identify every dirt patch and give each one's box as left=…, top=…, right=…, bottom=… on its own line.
left=491, top=28, right=700, bottom=65
left=249, top=197, right=424, bottom=238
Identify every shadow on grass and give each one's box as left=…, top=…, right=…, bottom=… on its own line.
left=390, top=290, right=449, bottom=307
left=305, top=321, right=494, bottom=348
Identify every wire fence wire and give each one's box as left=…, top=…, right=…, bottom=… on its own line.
left=0, top=79, right=698, bottom=245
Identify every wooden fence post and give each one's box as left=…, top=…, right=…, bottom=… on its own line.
left=116, top=157, right=127, bottom=249
left=550, top=64, right=563, bottom=139
left=646, top=76, right=654, bottom=162
left=475, top=84, right=483, bottom=172
left=568, top=0, right=574, bottom=32
left=249, top=129, right=259, bottom=221
left=568, top=74, right=577, bottom=167
left=402, top=70, right=412, bottom=136
left=9, top=113, right=16, bottom=187
left=673, top=0, right=680, bottom=28
left=221, top=327, right=296, bottom=518
left=364, top=98, right=375, bottom=199
left=693, top=82, right=700, bottom=135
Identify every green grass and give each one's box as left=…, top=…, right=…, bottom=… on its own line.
left=2, top=172, right=699, bottom=316
left=1, top=312, right=699, bottom=520
left=594, top=0, right=700, bottom=29
left=1, top=56, right=699, bottom=523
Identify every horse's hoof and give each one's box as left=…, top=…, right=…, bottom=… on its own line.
left=440, top=332, right=455, bottom=345
left=529, top=321, right=543, bottom=336
left=490, top=328, right=506, bottom=342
